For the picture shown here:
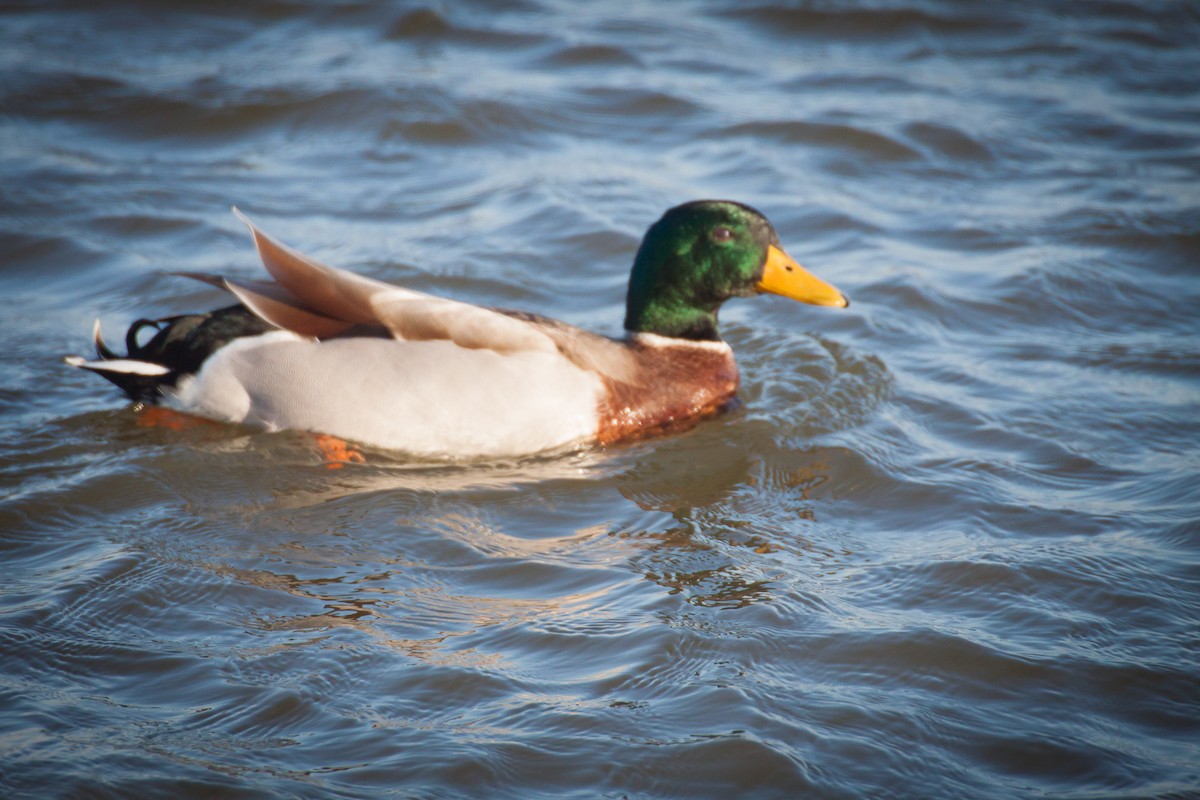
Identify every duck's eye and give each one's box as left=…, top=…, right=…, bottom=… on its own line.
left=711, top=227, right=734, bottom=243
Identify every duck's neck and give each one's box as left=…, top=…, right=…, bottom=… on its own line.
left=622, top=231, right=729, bottom=342
left=623, top=270, right=723, bottom=342
left=623, top=311, right=720, bottom=342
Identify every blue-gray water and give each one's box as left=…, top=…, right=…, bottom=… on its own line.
left=2, top=2, right=1198, bottom=798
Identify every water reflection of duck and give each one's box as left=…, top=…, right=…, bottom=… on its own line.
left=67, top=201, right=848, bottom=459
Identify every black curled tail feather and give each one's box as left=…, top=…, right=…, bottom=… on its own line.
left=124, top=318, right=169, bottom=359
left=76, top=304, right=276, bottom=402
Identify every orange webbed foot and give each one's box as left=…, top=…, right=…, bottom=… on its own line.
left=313, top=433, right=366, bottom=469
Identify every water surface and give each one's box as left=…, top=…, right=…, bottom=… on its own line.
left=2, top=1, right=1199, bottom=798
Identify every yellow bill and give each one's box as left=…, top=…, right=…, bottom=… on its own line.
left=756, top=244, right=849, bottom=308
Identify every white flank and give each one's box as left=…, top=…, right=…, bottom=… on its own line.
left=167, top=331, right=602, bottom=457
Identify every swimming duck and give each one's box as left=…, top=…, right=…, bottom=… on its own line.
left=66, top=201, right=848, bottom=458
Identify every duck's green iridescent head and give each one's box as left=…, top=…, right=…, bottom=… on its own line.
left=623, top=200, right=848, bottom=341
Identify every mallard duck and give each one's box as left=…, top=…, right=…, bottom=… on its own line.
left=66, top=201, right=848, bottom=458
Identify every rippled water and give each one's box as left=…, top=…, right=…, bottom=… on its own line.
left=3, top=1, right=1199, bottom=797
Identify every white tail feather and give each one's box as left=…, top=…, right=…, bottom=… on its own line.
left=64, top=356, right=170, bottom=376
